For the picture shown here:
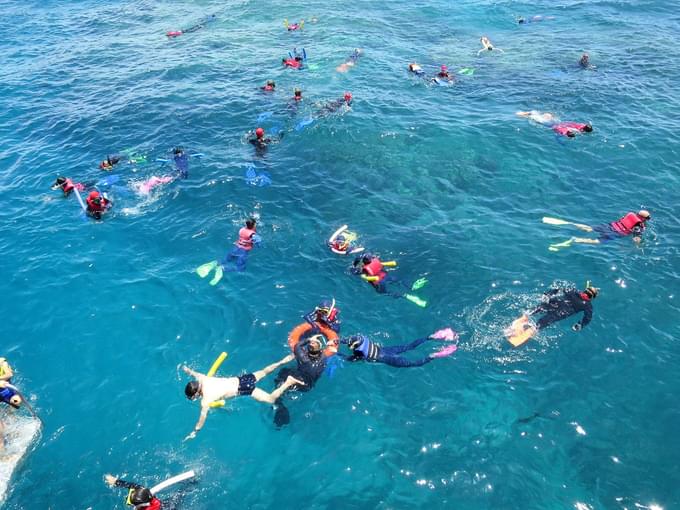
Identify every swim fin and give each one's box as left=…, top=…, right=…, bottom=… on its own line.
left=274, top=401, right=290, bottom=429
left=430, top=344, right=458, bottom=359
left=404, top=294, right=427, bottom=307
left=196, top=261, right=217, bottom=278
left=549, top=238, right=574, bottom=252
left=209, top=265, right=224, bottom=286
left=411, top=278, right=428, bottom=290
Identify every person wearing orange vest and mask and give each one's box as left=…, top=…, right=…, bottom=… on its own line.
left=85, top=190, right=112, bottom=220
left=196, top=218, right=262, bottom=285
left=351, top=254, right=428, bottom=307
left=547, top=210, right=651, bottom=251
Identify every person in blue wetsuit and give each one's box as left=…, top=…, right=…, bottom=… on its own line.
left=303, top=300, right=341, bottom=334
left=272, top=335, right=327, bottom=428
left=173, top=147, right=189, bottom=179
left=342, top=329, right=458, bottom=368
left=529, top=285, right=598, bottom=331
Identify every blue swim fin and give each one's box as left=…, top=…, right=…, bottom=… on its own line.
left=295, top=117, right=314, bottom=131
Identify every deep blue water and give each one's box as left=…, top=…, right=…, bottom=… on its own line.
left=1, top=0, right=680, bottom=508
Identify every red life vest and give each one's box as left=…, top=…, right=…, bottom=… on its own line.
left=553, top=122, right=587, bottom=136
left=236, top=227, right=256, bottom=250
left=611, top=212, right=645, bottom=235
left=263, top=85, right=274, bottom=91
left=283, top=59, right=301, bottom=69
left=363, top=258, right=386, bottom=283
left=145, top=498, right=162, bottom=510
left=86, top=194, right=107, bottom=212
left=62, top=179, right=75, bottom=194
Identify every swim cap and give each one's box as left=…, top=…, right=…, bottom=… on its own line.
left=88, top=191, right=100, bottom=200
left=130, top=487, right=153, bottom=505
left=584, top=287, right=599, bottom=299
left=344, top=92, right=352, bottom=102
left=441, top=65, right=448, bottom=71
left=184, top=380, right=200, bottom=400
left=255, top=127, right=265, bottom=138
left=638, top=210, right=651, bottom=220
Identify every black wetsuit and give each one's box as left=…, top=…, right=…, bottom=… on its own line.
left=530, top=288, right=593, bottom=330
left=273, top=338, right=327, bottom=427
left=113, top=480, right=164, bottom=510
left=248, top=133, right=283, bottom=157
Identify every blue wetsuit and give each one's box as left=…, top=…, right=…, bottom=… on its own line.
left=220, top=247, right=249, bottom=272
left=173, top=151, right=189, bottom=179
left=346, top=335, right=434, bottom=368
left=0, top=386, right=18, bottom=406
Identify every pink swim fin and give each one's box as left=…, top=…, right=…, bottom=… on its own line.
left=430, top=344, right=458, bottom=359
left=431, top=328, right=458, bottom=341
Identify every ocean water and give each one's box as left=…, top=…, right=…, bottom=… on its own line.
left=1, top=0, right=679, bottom=508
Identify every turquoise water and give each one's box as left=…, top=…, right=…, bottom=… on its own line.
left=1, top=0, right=680, bottom=508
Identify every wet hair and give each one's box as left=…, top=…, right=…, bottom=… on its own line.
left=361, top=254, right=373, bottom=265
left=184, top=380, right=200, bottom=399
left=294, top=88, right=302, bottom=96
left=518, top=17, right=525, bottom=24
left=583, top=124, right=593, bottom=132
left=173, top=147, right=184, bottom=155
left=567, top=131, right=576, bottom=138
left=56, top=177, right=67, bottom=186
left=245, top=218, right=256, bottom=229
left=267, top=80, right=275, bottom=87
left=130, top=488, right=153, bottom=505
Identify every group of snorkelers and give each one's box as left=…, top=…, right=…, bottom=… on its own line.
left=50, top=147, right=193, bottom=221
left=18, top=14, right=651, bottom=510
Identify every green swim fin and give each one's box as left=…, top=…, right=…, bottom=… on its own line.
left=548, top=238, right=574, bottom=252
left=411, top=278, right=428, bottom=291
left=197, top=261, right=217, bottom=278
left=209, top=265, right=224, bottom=286
left=404, top=294, right=427, bottom=308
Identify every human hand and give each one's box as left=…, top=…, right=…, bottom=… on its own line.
left=182, top=366, right=191, bottom=375
left=104, top=474, right=117, bottom=487
left=184, top=431, right=197, bottom=441
left=572, top=323, right=582, bottom=332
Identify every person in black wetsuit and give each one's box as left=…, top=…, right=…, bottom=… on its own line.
left=529, top=285, right=598, bottom=331
left=318, top=92, right=352, bottom=116
left=273, top=335, right=327, bottom=428
left=104, top=475, right=164, bottom=510
left=248, top=127, right=284, bottom=157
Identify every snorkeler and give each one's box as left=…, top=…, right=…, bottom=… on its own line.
left=282, top=48, right=306, bottom=69
left=133, top=175, right=175, bottom=195
left=51, top=176, right=89, bottom=197
left=516, top=110, right=560, bottom=126
left=171, top=147, right=189, bottom=179
left=167, top=14, right=216, bottom=37
left=182, top=354, right=303, bottom=440
left=342, top=329, right=458, bottom=368
left=100, top=154, right=123, bottom=171
left=328, top=225, right=363, bottom=255
left=478, top=36, right=504, bottom=55
left=351, top=253, right=428, bottom=307
left=318, top=92, right=352, bottom=115
left=529, top=285, right=598, bottom=332
left=292, top=88, right=303, bottom=101
left=272, top=335, right=327, bottom=428
left=546, top=210, right=651, bottom=251
left=0, top=358, right=21, bottom=412
left=408, top=63, right=426, bottom=76
left=303, top=299, right=341, bottom=334
left=284, top=19, right=304, bottom=31
left=248, top=127, right=284, bottom=157
left=518, top=15, right=555, bottom=24
left=85, top=190, right=112, bottom=220
left=105, top=476, right=163, bottom=510
left=437, top=65, right=451, bottom=79
left=336, top=48, right=363, bottom=72
left=579, top=53, right=591, bottom=68
left=261, top=80, right=276, bottom=92
left=196, top=218, right=262, bottom=285
left=552, top=121, right=593, bottom=137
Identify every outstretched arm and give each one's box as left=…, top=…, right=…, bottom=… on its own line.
left=574, top=305, right=593, bottom=330
left=182, top=366, right=203, bottom=379
left=185, top=406, right=209, bottom=441
left=105, top=475, right=143, bottom=490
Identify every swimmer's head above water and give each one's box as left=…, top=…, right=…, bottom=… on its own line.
left=184, top=380, right=201, bottom=400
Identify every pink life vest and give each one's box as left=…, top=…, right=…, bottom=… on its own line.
left=236, top=227, right=256, bottom=250
left=610, top=212, right=645, bottom=235
left=553, top=122, right=587, bottom=136
left=363, top=258, right=386, bottom=284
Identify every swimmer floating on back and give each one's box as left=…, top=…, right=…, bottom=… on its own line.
left=328, top=225, right=364, bottom=255
left=478, top=36, right=504, bottom=55
left=545, top=210, right=651, bottom=251
left=341, top=329, right=459, bottom=368
left=336, top=48, right=363, bottom=73
left=182, top=354, right=303, bottom=440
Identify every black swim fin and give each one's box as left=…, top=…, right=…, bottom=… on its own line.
left=274, top=401, right=290, bottom=429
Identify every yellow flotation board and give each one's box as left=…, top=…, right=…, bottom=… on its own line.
left=207, top=352, right=228, bottom=407
left=505, top=315, right=537, bottom=347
